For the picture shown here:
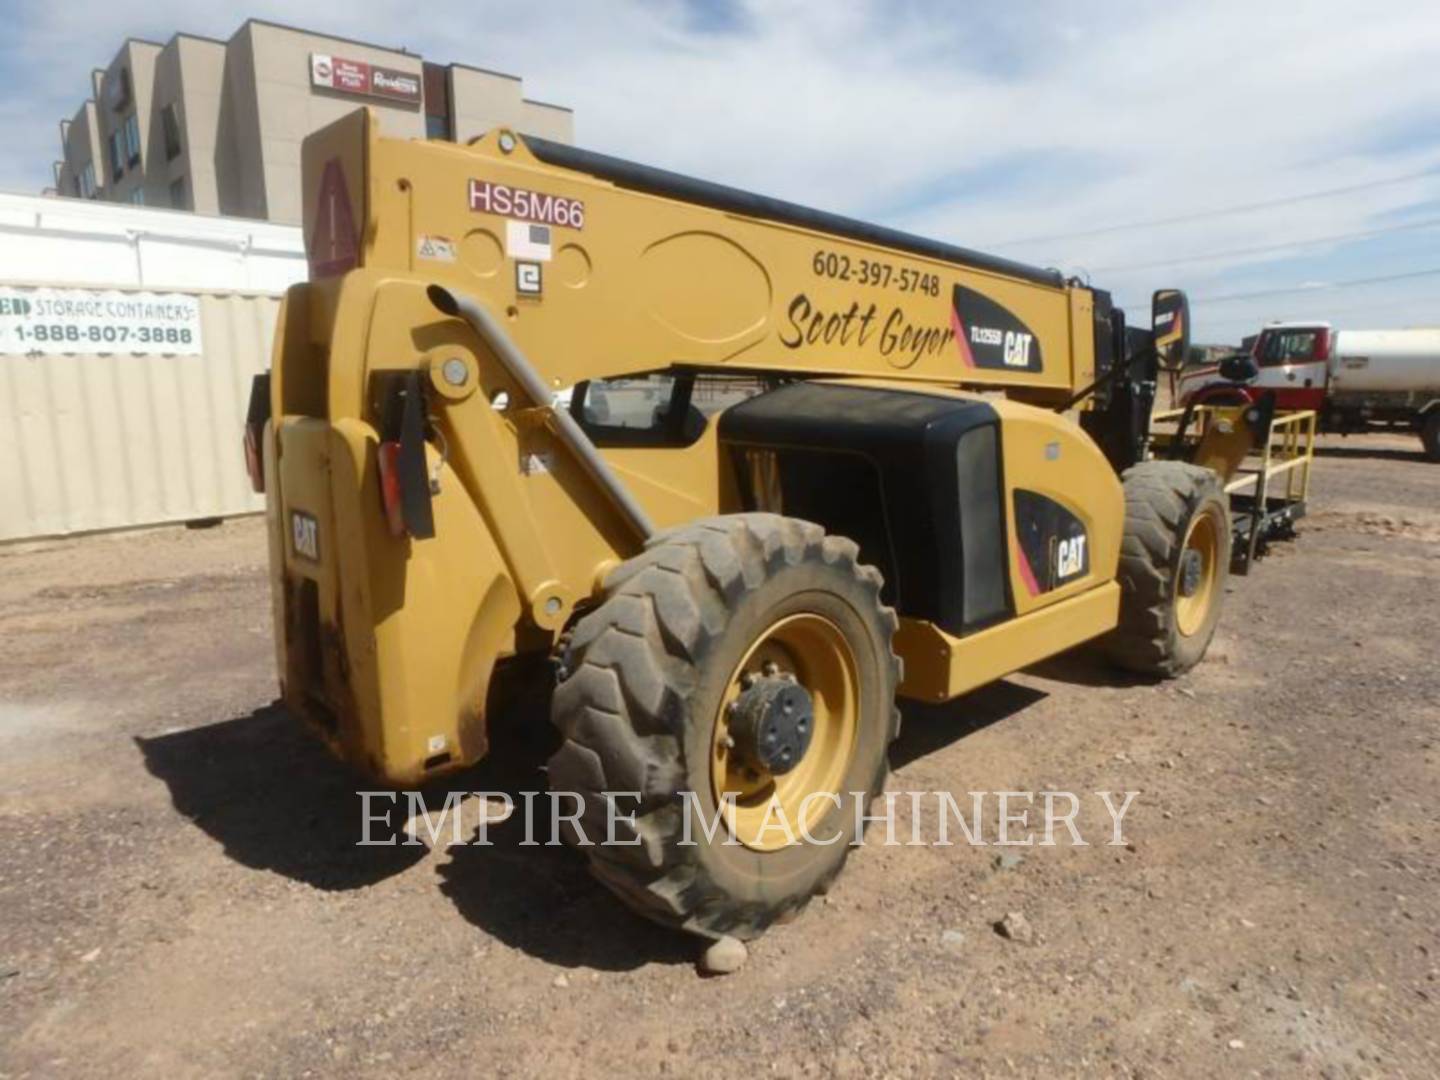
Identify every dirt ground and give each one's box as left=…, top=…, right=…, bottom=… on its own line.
left=1, top=433, right=1437, bottom=1078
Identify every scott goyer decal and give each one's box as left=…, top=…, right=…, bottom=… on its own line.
left=950, top=284, right=1043, bottom=373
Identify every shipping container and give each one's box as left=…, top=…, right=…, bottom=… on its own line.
left=0, top=192, right=305, bottom=541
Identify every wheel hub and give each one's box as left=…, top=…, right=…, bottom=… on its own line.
left=1179, top=548, right=1204, bottom=597
left=727, top=674, right=814, bottom=776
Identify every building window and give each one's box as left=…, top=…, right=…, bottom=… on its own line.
left=169, top=176, right=187, bottom=210
left=79, top=162, right=97, bottom=198
left=123, top=114, right=141, bottom=166
left=107, top=67, right=132, bottom=111
left=161, top=104, right=182, bottom=160
left=108, top=131, right=124, bottom=181
left=129, top=188, right=145, bottom=206
left=422, top=62, right=452, bottom=141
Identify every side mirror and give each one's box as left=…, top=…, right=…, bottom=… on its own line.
left=1152, top=289, right=1190, bottom=371
left=1218, top=353, right=1258, bottom=383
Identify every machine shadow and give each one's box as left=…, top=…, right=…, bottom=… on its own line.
left=443, top=676, right=1056, bottom=968
left=891, top=678, right=1048, bottom=770
left=1023, top=643, right=1160, bottom=689
left=892, top=641, right=1166, bottom=768
left=134, top=653, right=1128, bottom=970
left=1313, top=443, right=1428, bottom=464
left=432, top=711, right=694, bottom=972
left=137, top=696, right=691, bottom=969
left=135, top=701, right=427, bottom=889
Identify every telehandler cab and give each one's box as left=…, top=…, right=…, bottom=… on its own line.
left=248, top=107, right=1254, bottom=942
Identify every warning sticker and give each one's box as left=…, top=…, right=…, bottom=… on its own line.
left=417, top=234, right=457, bottom=262
left=506, top=221, right=553, bottom=262
left=520, top=450, right=552, bottom=476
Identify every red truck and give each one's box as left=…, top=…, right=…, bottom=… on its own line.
left=1177, top=321, right=1440, bottom=460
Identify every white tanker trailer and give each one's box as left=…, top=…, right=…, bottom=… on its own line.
left=1177, top=321, right=1440, bottom=461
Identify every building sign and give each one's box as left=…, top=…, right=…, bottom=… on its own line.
left=310, top=53, right=421, bottom=105
left=0, top=287, right=204, bottom=356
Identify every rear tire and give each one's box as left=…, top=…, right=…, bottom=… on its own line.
left=547, top=513, right=900, bottom=940
left=1105, top=461, right=1229, bottom=678
left=1421, top=410, right=1440, bottom=463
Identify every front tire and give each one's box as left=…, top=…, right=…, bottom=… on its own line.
left=1105, top=461, right=1230, bottom=677
left=547, top=514, right=900, bottom=940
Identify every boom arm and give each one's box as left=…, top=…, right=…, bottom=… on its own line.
left=302, top=109, right=1110, bottom=406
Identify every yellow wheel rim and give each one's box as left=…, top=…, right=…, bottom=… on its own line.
left=1175, top=508, right=1220, bottom=638
left=710, top=613, right=859, bottom=852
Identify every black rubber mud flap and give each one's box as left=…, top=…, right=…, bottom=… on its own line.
left=398, top=370, right=436, bottom=539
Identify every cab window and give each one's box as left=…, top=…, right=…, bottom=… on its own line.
left=1257, top=329, right=1320, bottom=366
left=571, top=373, right=770, bottom=447
left=572, top=374, right=703, bottom=447
left=578, top=374, right=678, bottom=431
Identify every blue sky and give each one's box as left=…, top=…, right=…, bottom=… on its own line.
left=4, top=0, right=1440, bottom=343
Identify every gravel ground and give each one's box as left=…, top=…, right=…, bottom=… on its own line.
left=1, top=433, right=1437, bottom=1078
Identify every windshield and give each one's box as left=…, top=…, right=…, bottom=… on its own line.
left=1257, top=328, right=1322, bottom=366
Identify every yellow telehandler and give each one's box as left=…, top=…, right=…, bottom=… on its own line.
left=246, top=107, right=1267, bottom=942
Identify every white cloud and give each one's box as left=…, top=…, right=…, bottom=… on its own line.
left=4, top=0, right=1440, bottom=339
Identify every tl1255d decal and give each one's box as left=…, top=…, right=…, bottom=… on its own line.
left=950, top=284, right=1043, bottom=373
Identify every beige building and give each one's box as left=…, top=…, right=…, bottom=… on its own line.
left=54, top=20, right=574, bottom=224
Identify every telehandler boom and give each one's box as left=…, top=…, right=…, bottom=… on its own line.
left=250, top=107, right=1241, bottom=941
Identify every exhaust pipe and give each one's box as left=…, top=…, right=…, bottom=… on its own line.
left=427, top=285, right=657, bottom=543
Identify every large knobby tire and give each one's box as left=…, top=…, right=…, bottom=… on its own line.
left=546, top=514, right=900, bottom=941
left=1105, top=461, right=1230, bottom=678
left=1421, top=410, right=1440, bottom=463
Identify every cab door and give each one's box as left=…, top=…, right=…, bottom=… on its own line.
left=1254, top=327, right=1329, bottom=410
